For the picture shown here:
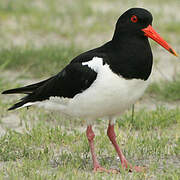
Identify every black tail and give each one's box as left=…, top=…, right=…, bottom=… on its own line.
left=2, top=77, right=53, bottom=95
left=7, top=100, right=28, bottom=110
left=2, top=77, right=53, bottom=110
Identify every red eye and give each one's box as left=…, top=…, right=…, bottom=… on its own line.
left=131, top=15, right=138, bottom=23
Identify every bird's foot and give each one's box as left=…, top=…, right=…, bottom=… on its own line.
left=121, top=162, right=146, bottom=172
left=93, top=166, right=119, bottom=174
left=129, top=165, right=147, bottom=172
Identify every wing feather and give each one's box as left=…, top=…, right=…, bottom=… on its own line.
left=3, top=62, right=97, bottom=110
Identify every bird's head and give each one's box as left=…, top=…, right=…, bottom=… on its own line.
left=113, top=8, right=178, bottom=57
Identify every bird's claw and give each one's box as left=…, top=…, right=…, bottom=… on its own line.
left=93, top=166, right=119, bottom=174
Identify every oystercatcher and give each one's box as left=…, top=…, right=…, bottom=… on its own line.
left=2, top=8, right=178, bottom=173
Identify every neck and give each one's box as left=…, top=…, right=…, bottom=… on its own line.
left=106, top=35, right=153, bottom=80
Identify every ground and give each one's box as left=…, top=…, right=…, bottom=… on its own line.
left=0, top=0, right=180, bottom=179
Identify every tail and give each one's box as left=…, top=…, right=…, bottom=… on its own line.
left=2, top=91, right=36, bottom=111
left=7, top=98, right=33, bottom=111
left=2, top=77, right=53, bottom=110
left=2, top=77, right=53, bottom=95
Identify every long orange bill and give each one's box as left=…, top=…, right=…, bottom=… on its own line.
left=142, top=25, right=178, bottom=57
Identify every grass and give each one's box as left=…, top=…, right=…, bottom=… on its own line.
left=0, top=46, right=80, bottom=78
left=147, top=78, right=180, bottom=101
left=118, top=106, right=180, bottom=130
left=0, top=107, right=179, bottom=179
left=0, top=0, right=180, bottom=179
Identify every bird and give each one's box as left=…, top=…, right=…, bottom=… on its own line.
left=2, top=8, right=178, bottom=173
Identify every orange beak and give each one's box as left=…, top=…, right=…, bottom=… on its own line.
left=142, top=25, right=178, bottom=57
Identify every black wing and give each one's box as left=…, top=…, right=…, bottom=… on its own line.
left=2, top=62, right=97, bottom=110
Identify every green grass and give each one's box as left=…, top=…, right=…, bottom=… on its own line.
left=0, top=107, right=179, bottom=179
left=0, top=46, right=81, bottom=78
left=118, top=106, right=180, bottom=130
left=147, top=79, right=180, bottom=101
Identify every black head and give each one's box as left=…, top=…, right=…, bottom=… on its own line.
left=113, top=8, right=153, bottom=39
left=108, top=8, right=177, bottom=81
left=112, top=8, right=177, bottom=56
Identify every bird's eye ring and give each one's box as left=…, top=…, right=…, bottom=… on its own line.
left=131, top=15, right=138, bottom=23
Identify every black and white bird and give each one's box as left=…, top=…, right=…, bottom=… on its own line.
left=2, top=8, right=178, bottom=173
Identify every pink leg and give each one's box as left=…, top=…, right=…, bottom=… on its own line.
left=107, top=123, right=145, bottom=172
left=86, top=125, right=100, bottom=170
left=86, top=125, right=118, bottom=173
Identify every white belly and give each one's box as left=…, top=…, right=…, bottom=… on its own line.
left=66, top=66, right=148, bottom=119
